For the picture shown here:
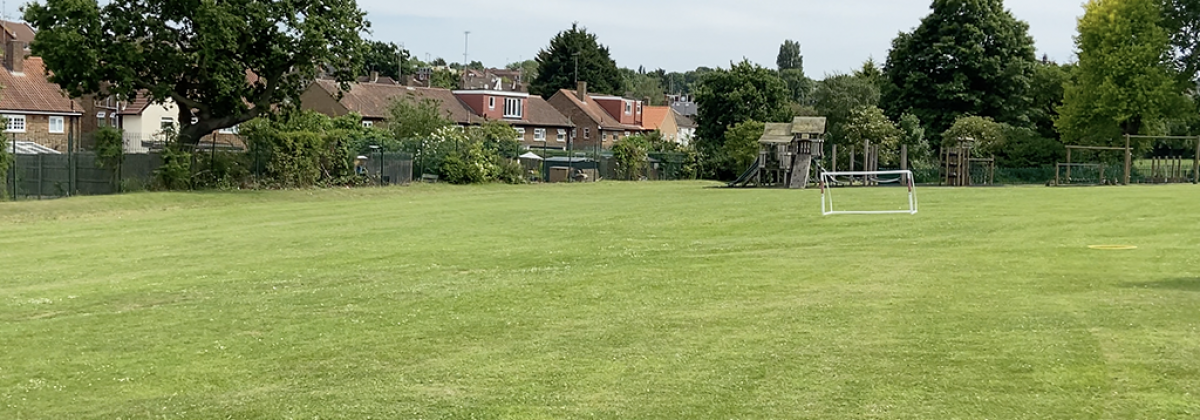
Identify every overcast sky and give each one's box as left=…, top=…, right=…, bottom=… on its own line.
left=361, top=0, right=1084, bottom=77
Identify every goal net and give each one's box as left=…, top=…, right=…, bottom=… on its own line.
left=819, top=170, right=918, bottom=215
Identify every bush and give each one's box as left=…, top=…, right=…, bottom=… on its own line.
left=241, top=110, right=359, bottom=188
left=613, top=135, right=651, bottom=180
left=154, top=146, right=192, bottom=190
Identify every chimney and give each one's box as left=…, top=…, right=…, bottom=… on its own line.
left=5, top=40, right=24, bottom=74
left=576, top=81, right=587, bottom=102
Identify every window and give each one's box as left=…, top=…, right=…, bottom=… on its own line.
left=160, top=117, right=175, bottom=131
left=625, top=101, right=632, bottom=115
left=218, top=125, right=239, bottom=134
left=362, top=120, right=374, bottom=128
left=624, top=131, right=630, bottom=137
left=515, top=127, right=526, bottom=137
left=488, top=97, right=496, bottom=110
left=48, top=116, right=64, bottom=134
left=503, top=97, right=523, bottom=118
left=97, top=112, right=107, bottom=127
left=636, top=102, right=642, bottom=114
left=4, top=114, right=26, bottom=132
left=557, top=129, right=566, bottom=142
left=534, top=128, right=546, bottom=140
left=584, top=128, right=590, bottom=139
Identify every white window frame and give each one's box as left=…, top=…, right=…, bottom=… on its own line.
left=557, top=129, right=566, bottom=142
left=625, top=101, right=632, bottom=115
left=515, top=127, right=526, bottom=137
left=636, top=102, right=642, bottom=114
left=488, top=97, right=496, bottom=110
left=362, top=120, right=374, bottom=128
left=48, top=116, right=65, bottom=134
left=218, top=124, right=239, bottom=134
left=4, top=114, right=26, bottom=133
left=534, top=128, right=546, bottom=141
left=97, top=112, right=107, bottom=127
left=160, top=117, right=175, bottom=131
left=503, top=97, right=523, bottom=118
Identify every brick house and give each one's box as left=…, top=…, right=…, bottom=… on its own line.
left=0, top=24, right=83, bottom=152
left=452, top=90, right=574, bottom=149
left=301, top=79, right=574, bottom=149
left=546, top=82, right=647, bottom=149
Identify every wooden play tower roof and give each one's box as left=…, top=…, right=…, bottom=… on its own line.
left=759, top=117, right=827, bottom=143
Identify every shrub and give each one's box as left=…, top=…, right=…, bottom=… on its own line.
left=154, top=146, right=192, bottom=190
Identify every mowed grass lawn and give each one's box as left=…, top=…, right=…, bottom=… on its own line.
left=2, top=182, right=1199, bottom=419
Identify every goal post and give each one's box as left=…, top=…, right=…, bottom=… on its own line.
left=819, top=170, right=918, bottom=216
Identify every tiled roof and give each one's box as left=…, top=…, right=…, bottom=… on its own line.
left=554, top=89, right=641, bottom=131
left=673, top=109, right=696, bottom=129
left=118, top=94, right=153, bottom=116
left=521, top=97, right=573, bottom=128
left=1, top=20, right=35, bottom=42
left=641, top=106, right=671, bottom=130
left=313, top=79, right=475, bottom=124
left=0, top=57, right=81, bottom=114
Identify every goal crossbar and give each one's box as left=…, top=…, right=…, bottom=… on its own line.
left=819, top=170, right=918, bottom=216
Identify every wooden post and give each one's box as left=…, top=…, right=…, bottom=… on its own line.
left=1124, top=134, right=1132, bottom=185
left=1194, top=136, right=1199, bottom=184
left=990, top=156, right=996, bottom=185
left=849, top=146, right=855, bottom=178
left=1055, top=164, right=1060, bottom=185
left=900, top=144, right=908, bottom=185
left=864, top=138, right=873, bottom=184
left=831, top=144, right=838, bottom=173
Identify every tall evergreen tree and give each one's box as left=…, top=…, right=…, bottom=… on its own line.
left=882, top=0, right=1038, bottom=144
left=777, top=40, right=804, bottom=71
left=530, top=24, right=622, bottom=98
left=1057, top=0, right=1189, bottom=143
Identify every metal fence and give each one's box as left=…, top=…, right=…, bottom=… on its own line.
left=3, top=151, right=414, bottom=200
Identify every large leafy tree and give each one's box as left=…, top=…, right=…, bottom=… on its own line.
left=1056, top=0, right=1189, bottom=144
left=813, top=73, right=881, bottom=146
left=882, top=0, right=1038, bottom=144
left=361, top=40, right=415, bottom=82
left=694, top=60, right=790, bottom=178
left=24, top=0, right=368, bottom=148
left=530, top=23, right=622, bottom=97
left=1162, top=0, right=1200, bottom=83
left=777, top=40, right=803, bottom=71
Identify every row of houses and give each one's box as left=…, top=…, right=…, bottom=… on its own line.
left=0, top=19, right=695, bottom=155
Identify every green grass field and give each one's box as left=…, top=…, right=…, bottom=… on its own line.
left=2, top=182, right=1199, bottom=419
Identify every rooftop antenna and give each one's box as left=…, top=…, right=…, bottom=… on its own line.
left=463, top=31, right=471, bottom=69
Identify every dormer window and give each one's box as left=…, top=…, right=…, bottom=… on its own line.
left=636, top=102, right=642, bottom=114
left=504, top=97, right=522, bottom=118
left=625, top=101, right=632, bottom=115
left=488, top=97, right=496, bottom=110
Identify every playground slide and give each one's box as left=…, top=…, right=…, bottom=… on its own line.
left=728, top=157, right=762, bottom=187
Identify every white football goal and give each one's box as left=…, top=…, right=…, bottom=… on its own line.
left=819, top=170, right=918, bottom=215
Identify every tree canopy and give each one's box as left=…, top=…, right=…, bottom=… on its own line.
left=361, top=40, right=414, bottom=82
left=814, top=73, right=881, bottom=146
left=882, top=0, right=1038, bottom=144
left=1056, top=0, right=1189, bottom=144
left=530, top=23, right=622, bottom=98
left=777, top=40, right=803, bottom=71
left=24, top=0, right=369, bottom=147
left=693, top=61, right=790, bottom=179
left=1161, top=0, right=1200, bottom=83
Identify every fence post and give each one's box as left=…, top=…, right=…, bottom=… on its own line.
left=1123, top=134, right=1132, bottom=185
left=37, top=153, right=43, bottom=199
left=1193, top=136, right=1199, bottom=184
